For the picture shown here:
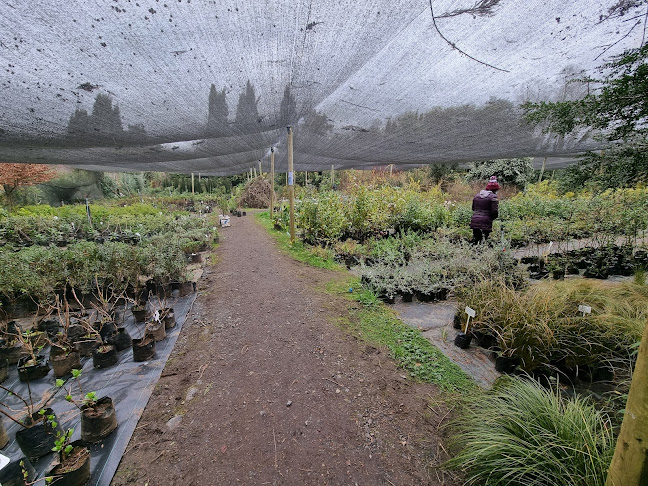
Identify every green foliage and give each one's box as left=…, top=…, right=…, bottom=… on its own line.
left=523, top=45, right=648, bottom=190
left=334, top=278, right=474, bottom=391
left=255, top=211, right=341, bottom=270
left=466, top=157, right=535, bottom=187
left=444, top=376, right=614, bottom=486
left=458, top=279, right=647, bottom=371
left=360, top=236, right=526, bottom=297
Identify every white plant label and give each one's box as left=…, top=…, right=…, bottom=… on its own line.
left=578, top=305, right=592, bottom=315
left=288, top=171, right=294, bottom=185
left=465, top=306, right=476, bottom=318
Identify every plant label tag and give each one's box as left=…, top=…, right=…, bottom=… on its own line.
left=465, top=306, right=476, bottom=318
left=578, top=305, right=591, bottom=315
left=288, top=171, right=294, bottom=185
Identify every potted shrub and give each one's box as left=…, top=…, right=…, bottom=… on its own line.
left=0, top=386, right=63, bottom=461
left=16, top=330, right=49, bottom=382
left=56, top=369, right=118, bottom=443
left=46, top=429, right=91, bottom=486
left=92, top=344, right=118, bottom=369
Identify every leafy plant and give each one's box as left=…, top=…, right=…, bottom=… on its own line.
left=443, top=376, right=614, bottom=486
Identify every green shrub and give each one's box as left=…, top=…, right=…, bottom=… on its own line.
left=444, top=377, right=614, bottom=486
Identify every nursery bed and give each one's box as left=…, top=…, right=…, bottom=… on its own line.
left=393, top=300, right=500, bottom=388
left=0, top=292, right=197, bottom=486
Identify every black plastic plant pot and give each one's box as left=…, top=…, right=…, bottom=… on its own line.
left=551, top=269, right=565, bottom=280
left=98, top=321, right=117, bottom=342
left=452, top=313, right=462, bottom=330
left=171, top=281, right=196, bottom=297
left=37, top=317, right=60, bottom=338
left=473, top=332, right=497, bottom=350
left=0, top=456, right=36, bottom=486
left=453, top=332, right=472, bottom=349
left=81, top=396, right=118, bottom=443
left=0, top=340, right=26, bottom=365
left=435, top=288, right=449, bottom=300
left=108, top=327, right=132, bottom=352
left=75, top=337, right=100, bottom=358
left=378, top=293, right=395, bottom=305
left=401, top=292, right=414, bottom=303
left=67, top=324, right=86, bottom=343
left=0, top=358, right=9, bottom=383
left=415, top=292, right=433, bottom=303
left=16, top=408, right=62, bottom=461
left=132, top=336, right=156, bottom=362
left=50, top=351, right=81, bottom=378
left=495, top=355, right=520, bottom=373
left=92, top=345, right=118, bottom=369
left=17, top=354, right=50, bottom=382
left=131, top=305, right=149, bottom=323
left=145, top=321, right=166, bottom=342
left=162, top=308, right=176, bottom=330
left=47, top=441, right=91, bottom=486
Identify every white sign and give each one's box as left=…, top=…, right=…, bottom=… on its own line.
left=578, top=305, right=592, bottom=315
left=288, top=171, right=294, bottom=185
left=465, top=306, right=476, bottom=318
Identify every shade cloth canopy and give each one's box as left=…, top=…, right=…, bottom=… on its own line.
left=0, top=0, right=644, bottom=174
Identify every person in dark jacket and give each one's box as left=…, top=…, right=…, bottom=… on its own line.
left=470, top=176, right=499, bottom=243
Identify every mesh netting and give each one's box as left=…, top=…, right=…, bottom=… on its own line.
left=0, top=1, right=644, bottom=175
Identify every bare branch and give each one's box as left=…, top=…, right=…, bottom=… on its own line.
left=437, top=0, right=502, bottom=19
left=428, top=0, right=510, bottom=73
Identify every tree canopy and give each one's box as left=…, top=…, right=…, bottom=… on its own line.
left=523, top=44, right=648, bottom=189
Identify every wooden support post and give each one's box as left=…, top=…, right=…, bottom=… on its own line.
left=259, top=160, right=262, bottom=177
left=191, top=173, right=195, bottom=195
left=606, top=321, right=648, bottom=485
left=305, top=170, right=308, bottom=185
left=331, top=164, right=335, bottom=188
left=390, top=164, right=393, bottom=177
left=287, top=126, right=295, bottom=243
left=270, top=147, right=275, bottom=217
left=253, top=167, right=257, bottom=178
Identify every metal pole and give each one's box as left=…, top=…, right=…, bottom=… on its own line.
left=270, top=147, right=275, bottom=218
left=287, top=126, right=295, bottom=243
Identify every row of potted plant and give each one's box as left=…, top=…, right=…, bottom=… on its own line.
left=455, top=279, right=646, bottom=376
left=0, top=236, right=206, bottom=313
left=359, top=238, right=526, bottom=303
left=523, top=245, right=648, bottom=280
left=0, top=284, right=185, bottom=484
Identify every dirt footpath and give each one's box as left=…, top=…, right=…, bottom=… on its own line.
left=112, top=214, right=458, bottom=486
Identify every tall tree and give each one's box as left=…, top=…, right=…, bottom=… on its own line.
left=0, top=163, right=56, bottom=205
left=279, top=85, right=296, bottom=127
left=90, top=93, right=123, bottom=139
left=206, top=84, right=229, bottom=136
left=234, top=80, right=259, bottom=128
left=523, top=44, right=648, bottom=189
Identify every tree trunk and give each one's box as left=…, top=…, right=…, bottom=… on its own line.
left=606, top=321, right=648, bottom=486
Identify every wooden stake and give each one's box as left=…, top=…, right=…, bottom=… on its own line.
left=305, top=170, right=308, bottom=185
left=191, top=173, right=195, bottom=195
left=331, top=164, right=335, bottom=188
left=287, top=126, right=295, bottom=243
left=538, top=157, right=546, bottom=183
left=259, top=160, right=262, bottom=177
left=270, top=147, right=275, bottom=218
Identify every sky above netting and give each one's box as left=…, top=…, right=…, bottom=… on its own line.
left=0, top=0, right=645, bottom=175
